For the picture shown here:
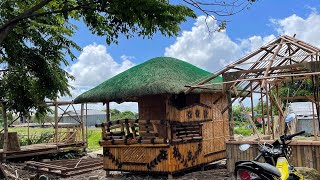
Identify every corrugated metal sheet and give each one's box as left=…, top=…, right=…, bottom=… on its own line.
left=288, top=102, right=318, bottom=135
left=59, top=109, right=106, bottom=127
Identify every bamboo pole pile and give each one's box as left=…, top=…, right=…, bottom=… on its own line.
left=171, top=123, right=202, bottom=143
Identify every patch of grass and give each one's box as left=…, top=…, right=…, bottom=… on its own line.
left=87, top=128, right=102, bottom=151
left=234, top=127, right=252, bottom=136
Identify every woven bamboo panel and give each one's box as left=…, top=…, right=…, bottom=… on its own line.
left=213, top=121, right=224, bottom=137
left=203, top=139, right=214, bottom=154
left=202, top=122, right=213, bottom=139
left=213, top=137, right=225, bottom=152
left=122, top=147, right=147, bottom=163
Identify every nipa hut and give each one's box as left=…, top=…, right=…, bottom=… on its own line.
left=74, top=57, right=230, bottom=176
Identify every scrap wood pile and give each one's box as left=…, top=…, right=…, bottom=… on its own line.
left=26, top=157, right=103, bottom=177
left=0, top=163, right=57, bottom=180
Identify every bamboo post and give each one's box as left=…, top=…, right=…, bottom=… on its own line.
left=250, top=82, right=255, bottom=132
left=265, top=85, right=271, bottom=135
left=261, top=39, right=283, bottom=88
left=260, top=85, right=266, bottom=135
left=105, top=102, right=110, bottom=177
left=227, top=90, right=234, bottom=140
left=1, top=103, right=8, bottom=162
left=86, top=103, right=88, bottom=148
left=106, top=102, right=110, bottom=122
left=269, top=84, right=275, bottom=139
left=80, top=103, right=85, bottom=151
left=316, top=75, right=320, bottom=132
left=27, top=116, right=30, bottom=142
left=54, top=101, right=58, bottom=145
left=311, top=99, right=317, bottom=140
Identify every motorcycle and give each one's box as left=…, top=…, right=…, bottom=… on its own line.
left=234, top=113, right=305, bottom=180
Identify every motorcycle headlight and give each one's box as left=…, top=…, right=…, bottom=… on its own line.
left=236, top=169, right=260, bottom=180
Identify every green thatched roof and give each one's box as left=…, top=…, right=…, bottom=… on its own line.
left=74, top=57, right=222, bottom=103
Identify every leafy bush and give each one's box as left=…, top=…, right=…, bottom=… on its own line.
left=19, top=132, right=54, bottom=146
left=234, top=128, right=252, bottom=136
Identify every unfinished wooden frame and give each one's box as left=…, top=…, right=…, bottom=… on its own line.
left=186, top=35, right=320, bottom=140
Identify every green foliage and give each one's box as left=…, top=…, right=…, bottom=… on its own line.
left=254, top=101, right=278, bottom=117
left=110, top=109, right=138, bottom=121
left=234, top=127, right=252, bottom=136
left=279, top=80, right=314, bottom=101
left=87, top=128, right=102, bottom=151
left=232, top=105, right=249, bottom=122
left=0, top=0, right=195, bottom=116
left=20, top=132, right=54, bottom=146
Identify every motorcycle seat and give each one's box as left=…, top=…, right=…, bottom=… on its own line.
left=252, top=161, right=281, bottom=177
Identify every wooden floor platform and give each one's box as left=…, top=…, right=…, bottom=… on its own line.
left=0, top=142, right=84, bottom=160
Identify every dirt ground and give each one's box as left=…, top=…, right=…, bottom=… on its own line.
left=1, top=160, right=231, bottom=180
left=63, top=161, right=231, bottom=180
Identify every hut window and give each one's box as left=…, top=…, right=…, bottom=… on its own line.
left=171, top=94, right=200, bottom=109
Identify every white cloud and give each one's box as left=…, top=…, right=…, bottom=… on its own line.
left=60, top=44, right=138, bottom=112
left=69, top=44, right=135, bottom=89
left=272, top=12, right=320, bottom=47
left=164, top=16, right=274, bottom=72
left=165, top=12, right=320, bottom=73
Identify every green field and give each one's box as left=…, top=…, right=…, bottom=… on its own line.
left=8, top=127, right=102, bottom=151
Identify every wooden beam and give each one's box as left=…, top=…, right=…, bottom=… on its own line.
left=224, top=62, right=306, bottom=75
left=106, top=102, right=110, bottom=122
left=185, top=47, right=265, bottom=94
left=282, top=35, right=320, bottom=53
left=307, top=95, right=318, bottom=140
left=261, top=39, right=284, bottom=88
left=260, top=85, right=265, bottom=135
left=80, top=103, right=85, bottom=151
left=55, top=101, right=58, bottom=144
left=227, top=91, right=234, bottom=140
left=194, top=72, right=320, bottom=87
left=250, top=82, right=255, bottom=128
left=1, top=103, right=8, bottom=162
left=85, top=103, right=88, bottom=149
left=265, top=85, right=270, bottom=135
left=281, top=96, right=314, bottom=101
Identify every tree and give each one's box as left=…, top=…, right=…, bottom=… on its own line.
left=0, top=0, right=196, bottom=116
left=0, top=0, right=255, bottom=116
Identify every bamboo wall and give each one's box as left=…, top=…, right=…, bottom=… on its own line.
left=226, top=140, right=320, bottom=174
left=102, top=93, right=230, bottom=174
left=103, top=142, right=226, bottom=173
left=201, top=93, right=229, bottom=155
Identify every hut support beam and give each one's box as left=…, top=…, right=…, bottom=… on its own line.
left=1, top=103, right=8, bottom=162
left=227, top=91, right=234, bottom=140
left=310, top=96, right=318, bottom=140
left=250, top=82, right=255, bottom=131
left=260, top=84, right=265, bottom=135
left=265, top=85, right=270, bottom=135
left=106, top=102, right=110, bottom=122
left=81, top=103, right=85, bottom=152
left=55, top=101, right=58, bottom=144
left=105, top=101, right=110, bottom=176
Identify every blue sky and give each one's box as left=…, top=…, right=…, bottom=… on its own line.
left=64, top=0, right=320, bottom=111
left=69, top=0, right=320, bottom=63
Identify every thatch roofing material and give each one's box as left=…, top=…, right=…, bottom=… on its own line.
left=74, top=57, right=222, bottom=103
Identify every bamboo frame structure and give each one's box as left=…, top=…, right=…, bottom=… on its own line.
left=186, top=35, right=320, bottom=140
left=0, top=101, right=87, bottom=161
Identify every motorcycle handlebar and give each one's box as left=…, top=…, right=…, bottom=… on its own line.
left=286, top=131, right=305, bottom=140
left=254, top=152, right=263, bottom=161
